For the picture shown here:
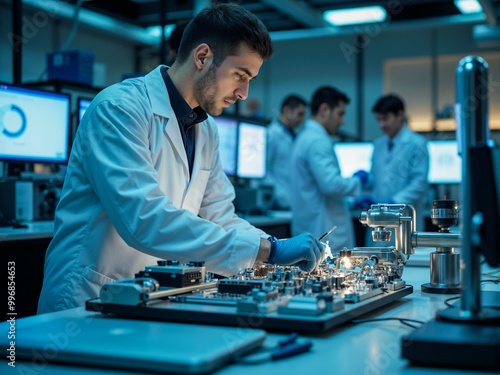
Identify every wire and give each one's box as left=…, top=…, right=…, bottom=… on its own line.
left=351, top=317, right=425, bottom=329
left=232, top=333, right=313, bottom=365
left=482, top=270, right=500, bottom=279
left=444, top=295, right=460, bottom=307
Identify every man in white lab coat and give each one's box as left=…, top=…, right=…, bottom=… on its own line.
left=265, top=94, right=307, bottom=210
left=291, top=87, right=367, bottom=254
left=356, top=94, right=429, bottom=246
left=38, top=3, right=323, bottom=313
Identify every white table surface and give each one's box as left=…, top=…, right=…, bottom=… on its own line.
left=0, top=264, right=498, bottom=375
left=0, top=221, right=54, bottom=242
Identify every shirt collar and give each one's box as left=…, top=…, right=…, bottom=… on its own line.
left=389, top=124, right=408, bottom=145
left=278, top=119, right=296, bottom=139
left=161, top=67, right=207, bottom=128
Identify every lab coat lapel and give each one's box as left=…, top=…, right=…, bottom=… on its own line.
left=146, top=65, right=189, bottom=174
left=190, top=122, right=207, bottom=182
left=164, top=117, right=189, bottom=173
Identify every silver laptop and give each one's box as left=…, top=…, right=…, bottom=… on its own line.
left=0, top=308, right=266, bottom=374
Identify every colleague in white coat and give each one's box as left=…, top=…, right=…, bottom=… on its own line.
left=291, top=87, right=367, bottom=254
left=265, top=95, right=307, bottom=210
left=355, top=94, right=429, bottom=246
left=38, top=3, right=323, bottom=314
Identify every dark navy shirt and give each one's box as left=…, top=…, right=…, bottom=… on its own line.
left=161, top=67, right=207, bottom=176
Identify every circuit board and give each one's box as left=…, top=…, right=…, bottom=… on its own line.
left=86, top=249, right=414, bottom=333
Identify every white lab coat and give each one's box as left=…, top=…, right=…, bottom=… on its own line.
left=290, top=120, right=362, bottom=253
left=366, top=125, right=429, bottom=245
left=38, top=65, right=266, bottom=313
left=264, top=119, right=295, bottom=209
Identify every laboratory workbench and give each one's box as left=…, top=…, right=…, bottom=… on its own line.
left=0, top=214, right=292, bottom=317
left=0, top=221, right=54, bottom=242
left=0, top=216, right=434, bottom=318
left=0, top=211, right=291, bottom=242
left=1, top=265, right=498, bottom=374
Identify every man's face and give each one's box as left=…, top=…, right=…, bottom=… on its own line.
left=283, top=104, right=306, bottom=130
left=375, top=110, right=404, bottom=138
left=194, top=44, right=263, bottom=116
left=324, top=101, right=346, bottom=135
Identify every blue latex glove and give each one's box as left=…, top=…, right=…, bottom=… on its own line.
left=354, top=194, right=375, bottom=209
left=352, top=170, right=369, bottom=186
left=268, top=233, right=323, bottom=272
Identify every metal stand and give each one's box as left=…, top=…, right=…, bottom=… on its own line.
left=421, top=199, right=461, bottom=294
left=402, top=56, right=500, bottom=372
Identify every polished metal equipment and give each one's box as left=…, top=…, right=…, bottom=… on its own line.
left=87, top=255, right=412, bottom=333
left=402, top=56, right=500, bottom=373
left=439, top=55, right=500, bottom=322
left=358, top=202, right=461, bottom=292
left=421, top=199, right=461, bottom=293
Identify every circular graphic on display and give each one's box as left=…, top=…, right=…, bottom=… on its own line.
left=0, top=104, right=27, bottom=138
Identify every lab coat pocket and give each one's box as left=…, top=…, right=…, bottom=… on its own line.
left=82, top=266, right=115, bottom=286
left=183, top=169, right=211, bottom=214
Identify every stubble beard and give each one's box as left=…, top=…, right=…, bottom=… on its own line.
left=194, top=64, right=221, bottom=116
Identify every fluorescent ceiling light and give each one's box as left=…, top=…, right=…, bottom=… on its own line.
left=454, top=0, right=483, bottom=14
left=146, top=25, right=176, bottom=39
left=323, top=5, right=387, bottom=26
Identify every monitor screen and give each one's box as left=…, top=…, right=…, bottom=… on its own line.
left=427, top=140, right=462, bottom=184
left=236, top=121, right=267, bottom=179
left=78, top=97, right=92, bottom=122
left=213, top=116, right=238, bottom=176
left=334, top=142, right=374, bottom=178
left=0, top=83, right=70, bottom=163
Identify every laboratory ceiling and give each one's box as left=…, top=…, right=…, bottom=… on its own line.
left=64, top=0, right=499, bottom=33
left=9, top=0, right=500, bottom=45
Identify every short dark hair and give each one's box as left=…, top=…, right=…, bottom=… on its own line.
left=310, top=86, right=350, bottom=116
left=372, top=94, right=405, bottom=115
left=281, top=95, right=307, bottom=112
left=176, top=3, right=273, bottom=67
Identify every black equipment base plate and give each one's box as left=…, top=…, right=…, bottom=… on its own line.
left=86, top=285, right=413, bottom=333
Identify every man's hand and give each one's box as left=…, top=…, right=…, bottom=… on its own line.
left=268, top=233, right=323, bottom=272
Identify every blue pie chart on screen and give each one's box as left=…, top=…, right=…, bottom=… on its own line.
left=0, top=104, right=27, bottom=138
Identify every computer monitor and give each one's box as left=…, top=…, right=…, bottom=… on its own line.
left=0, top=83, right=71, bottom=164
left=77, top=97, right=92, bottom=123
left=236, top=121, right=267, bottom=179
left=427, top=140, right=462, bottom=184
left=213, top=116, right=238, bottom=177
left=333, top=142, right=374, bottom=178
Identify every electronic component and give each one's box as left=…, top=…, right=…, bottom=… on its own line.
left=136, top=260, right=205, bottom=288
left=88, top=251, right=412, bottom=333
left=99, top=277, right=160, bottom=306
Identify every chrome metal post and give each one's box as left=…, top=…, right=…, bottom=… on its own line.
left=438, top=55, right=499, bottom=321
left=457, top=56, right=486, bottom=317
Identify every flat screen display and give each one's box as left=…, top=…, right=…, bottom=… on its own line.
left=427, top=140, right=462, bottom=184
left=334, top=142, right=374, bottom=178
left=78, top=97, right=92, bottom=122
left=237, top=121, right=267, bottom=179
left=0, top=83, right=70, bottom=163
left=213, top=116, right=238, bottom=176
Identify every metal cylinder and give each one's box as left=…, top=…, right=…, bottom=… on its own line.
left=456, top=55, right=489, bottom=317
left=411, top=232, right=461, bottom=248
left=429, top=252, right=460, bottom=286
